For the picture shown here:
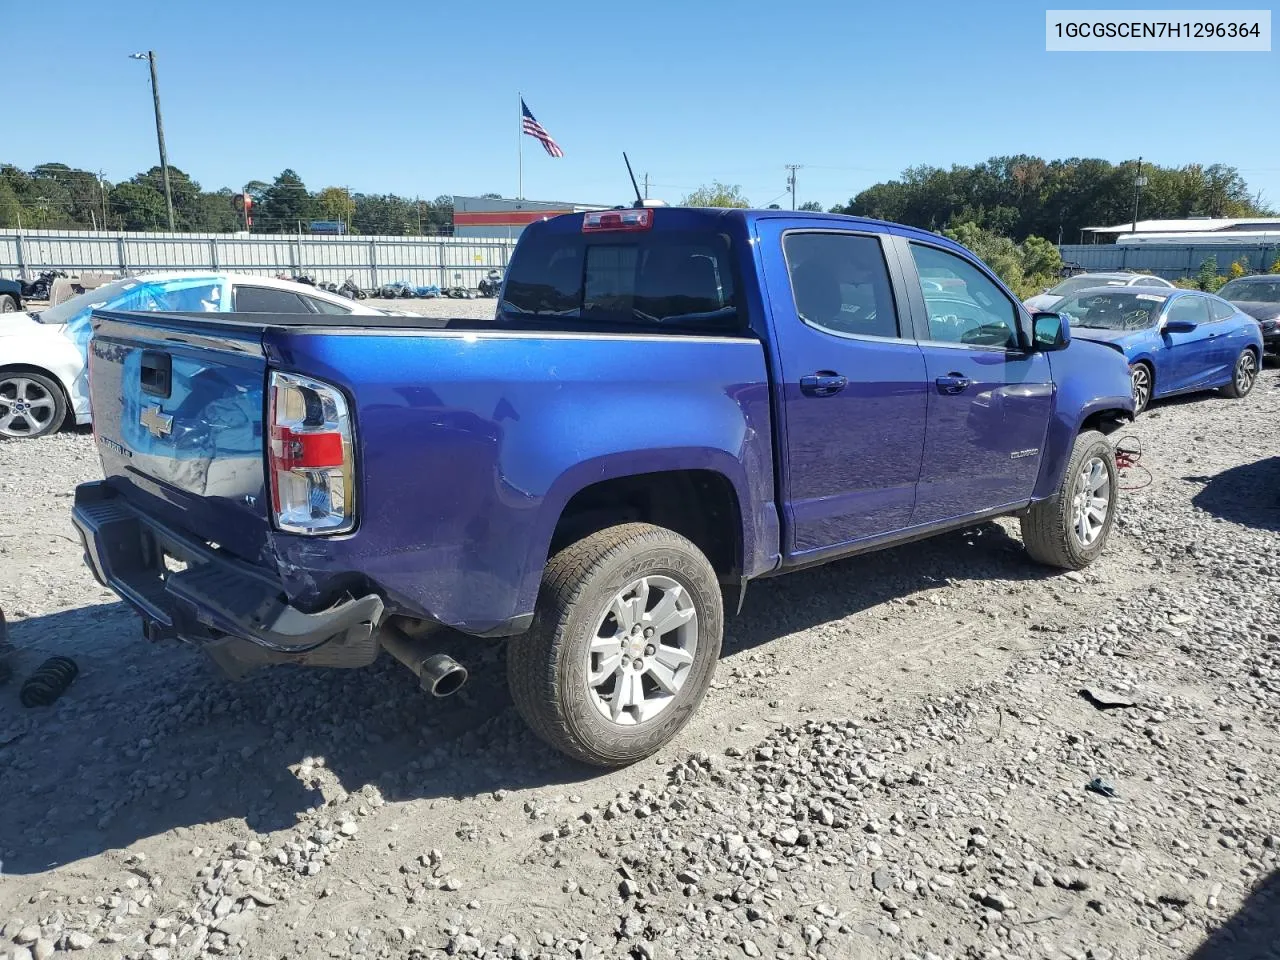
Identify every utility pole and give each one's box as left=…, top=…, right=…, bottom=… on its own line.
left=99, top=170, right=109, bottom=230
left=131, top=51, right=175, bottom=231
left=642, top=173, right=650, bottom=200
left=785, top=164, right=803, bottom=210
left=1131, top=156, right=1146, bottom=236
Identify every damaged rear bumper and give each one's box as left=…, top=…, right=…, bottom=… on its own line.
left=71, top=481, right=384, bottom=676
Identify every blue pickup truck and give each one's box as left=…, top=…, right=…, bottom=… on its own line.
left=73, top=207, right=1134, bottom=766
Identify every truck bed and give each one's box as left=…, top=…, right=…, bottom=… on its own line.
left=84, top=309, right=778, bottom=635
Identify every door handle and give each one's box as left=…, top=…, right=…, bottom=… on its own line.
left=799, top=372, right=848, bottom=397
left=935, top=373, right=972, bottom=394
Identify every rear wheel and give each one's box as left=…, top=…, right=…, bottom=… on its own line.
left=1221, top=349, right=1258, bottom=399
left=507, top=523, right=723, bottom=767
left=0, top=294, right=17, bottom=313
left=0, top=372, right=66, bottom=439
left=1020, top=430, right=1117, bottom=570
left=1129, top=362, right=1152, bottom=414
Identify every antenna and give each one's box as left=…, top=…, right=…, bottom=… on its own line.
left=623, top=153, right=644, bottom=208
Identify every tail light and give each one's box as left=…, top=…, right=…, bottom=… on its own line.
left=267, top=371, right=355, bottom=535
left=583, top=208, right=654, bottom=233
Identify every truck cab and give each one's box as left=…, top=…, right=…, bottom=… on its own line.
left=73, top=207, right=1134, bottom=767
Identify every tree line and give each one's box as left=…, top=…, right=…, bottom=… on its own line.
left=831, top=156, right=1271, bottom=242
left=6, top=155, right=1270, bottom=243
left=681, top=157, right=1271, bottom=243
left=0, top=163, right=457, bottom=235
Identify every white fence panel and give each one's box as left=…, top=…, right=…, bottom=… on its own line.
left=0, top=229, right=517, bottom=292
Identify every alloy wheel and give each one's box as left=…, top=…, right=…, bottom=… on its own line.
left=1235, top=351, right=1257, bottom=394
left=586, top=575, right=698, bottom=726
left=1070, top=456, right=1111, bottom=548
left=0, top=377, right=57, bottom=438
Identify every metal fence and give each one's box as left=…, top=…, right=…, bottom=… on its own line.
left=1059, top=243, right=1280, bottom=280
left=0, top=229, right=519, bottom=289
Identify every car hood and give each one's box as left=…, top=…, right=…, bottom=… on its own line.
left=1024, top=293, right=1064, bottom=312
left=1068, top=326, right=1143, bottom=355
left=0, top=312, right=45, bottom=337
left=1068, top=326, right=1140, bottom=344
left=1230, top=301, right=1280, bottom=320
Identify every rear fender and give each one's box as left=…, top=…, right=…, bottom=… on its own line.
left=524, top=448, right=764, bottom=612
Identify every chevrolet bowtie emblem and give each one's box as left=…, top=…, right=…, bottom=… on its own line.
left=140, top=404, right=174, bottom=438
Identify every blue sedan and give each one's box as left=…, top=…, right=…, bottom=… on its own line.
left=1052, top=286, right=1264, bottom=414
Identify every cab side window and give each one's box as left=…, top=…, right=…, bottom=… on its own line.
left=909, top=244, right=1019, bottom=349
left=783, top=232, right=901, bottom=340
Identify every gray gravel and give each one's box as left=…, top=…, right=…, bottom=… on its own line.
left=0, top=361, right=1277, bottom=960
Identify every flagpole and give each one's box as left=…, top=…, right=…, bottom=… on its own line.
left=517, top=92, right=523, bottom=200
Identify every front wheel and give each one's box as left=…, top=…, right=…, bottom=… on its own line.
left=1221, top=349, right=1258, bottom=399
left=1129, top=363, right=1152, bottom=414
left=1020, top=430, right=1118, bottom=570
left=0, top=371, right=66, bottom=439
left=507, top=523, right=723, bottom=767
left=0, top=294, right=17, bottom=313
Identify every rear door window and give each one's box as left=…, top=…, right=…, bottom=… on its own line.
left=501, top=229, right=738, bottom=333
left=301, top=294, right=352, bottom=315
left=782, top=232, right=901, bottom=339
left=1208, top=298, right=1236, bottom=321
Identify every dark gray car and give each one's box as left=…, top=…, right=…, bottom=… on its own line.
left=1218, top=275, right=1280, bottom=352
left=0, top=278, right=21, bottom=313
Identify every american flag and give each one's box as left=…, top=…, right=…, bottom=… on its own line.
left=521, top=99, right=564, bottom=158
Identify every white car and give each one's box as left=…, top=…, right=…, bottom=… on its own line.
left=0, top=273, right=387, bottom=440
left=1024, top=272, right=1175, bottom=313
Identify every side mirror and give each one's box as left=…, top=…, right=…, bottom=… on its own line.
left=1031, top=311, right=1071, bottom=351
left=1164, top=318, right=1197, bottom=333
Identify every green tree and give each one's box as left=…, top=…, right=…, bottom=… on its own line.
left=110, top=182, right=168, bottom=231
left=835, top=156, right=1272, bottom=242
left=681, top=182, right=750, bottom=208
left=798, top=201, right=823, bottom=212
left=944, top=223, right=1063, bottom=299
left=316, top=186, right=355, bottom=226
left=258, top=169, right=316, bottom=233
left=1195, top=256, right=1226, bottom=292
left=0, top=179, right=23, bottom=228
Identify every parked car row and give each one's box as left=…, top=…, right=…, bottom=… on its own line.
left=1023, top=271, right=1268, bottom=414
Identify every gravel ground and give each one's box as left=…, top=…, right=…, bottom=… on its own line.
left=364, top=298, right=497, bottom=321
left=0, top=361, right=1277, bottom=960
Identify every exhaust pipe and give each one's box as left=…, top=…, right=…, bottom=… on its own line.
left=380, top=625, right=469, bottom=697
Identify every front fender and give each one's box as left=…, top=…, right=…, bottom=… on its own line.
left=1033, top=340, right=1135, bottom=500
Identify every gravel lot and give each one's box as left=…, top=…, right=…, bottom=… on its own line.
left=1, top=356, right=1277, bottom=960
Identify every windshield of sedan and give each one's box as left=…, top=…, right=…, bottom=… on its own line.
left=1045, top=275, right=1128, bottom=298
left=1055, top=291, right=1167, bottom=330
left=1218, top=278, right=1280, bottom=303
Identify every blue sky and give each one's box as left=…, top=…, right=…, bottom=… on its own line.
left=6, top=0, right=1278, bottom=212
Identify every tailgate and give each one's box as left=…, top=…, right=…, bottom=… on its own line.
left=88, top=310, right=272, bottom=567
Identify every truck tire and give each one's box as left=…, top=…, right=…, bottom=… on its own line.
left=507, top=522, right=723, bottom=767
left=1020, top=430, right=1117, bottom=570
left=0, top=294, right=17, bottom=313
left=1220, top=348, right=1258, bottom=399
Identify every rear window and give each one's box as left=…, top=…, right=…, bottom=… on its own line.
left=500, top=228, right=739, bottom=334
